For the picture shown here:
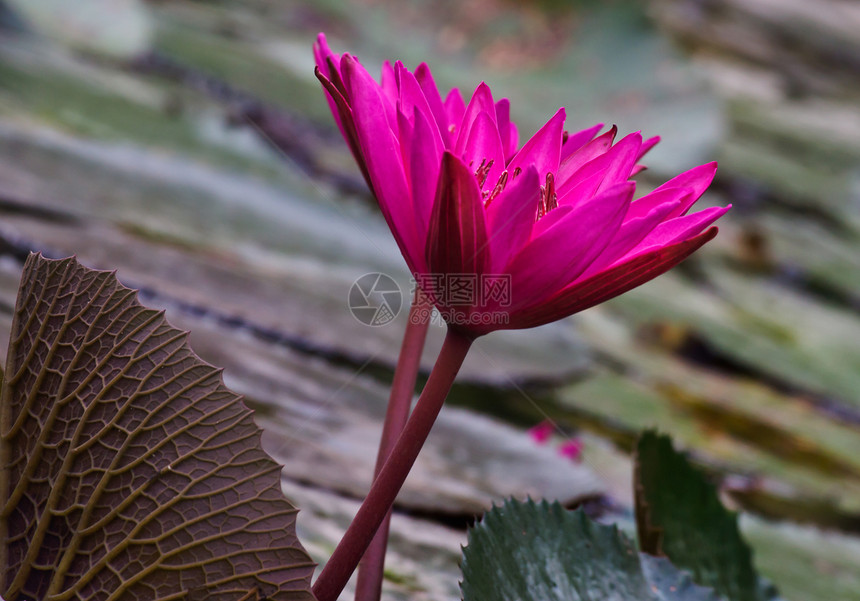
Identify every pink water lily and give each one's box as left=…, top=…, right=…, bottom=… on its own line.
left=314, top=34, right=728, bottom=336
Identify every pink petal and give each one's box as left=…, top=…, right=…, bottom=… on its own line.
left=380, top=60, right=398, bottom=103
left=558, top=168, right=603, bottom=208
left=313, top=33, right=341, bottom=80
left=445, top=88, right=467, bottom=133
left=531, top=205, right=572, bottom=238
left=594, top=131, right=642, bottom=194
left=555, top=125, right=617, bottom=190
left=507, top=108, right=566, bottom=182
left=343, top=56, right=421, bottom=271
left=561, top=123, right=603, bottom=159
left=409, top=106, right=445, bottom=243
left=314, top=67, right=372, bottom=190
left=625, top=205, right=730, bottom=259
left=425, top=152, right=490, bottom=279
left=580, top=196, right=683, bottom=278
left=396, top=61, right=436, bottom=134
left=322, top=54, right=350, bottom=104
left=558, top=132, right=642, bottom=207
left=461, top=111, right=505, bottom=193
left=455, top=82, right=497, bottom=156
left=495, top=98, right=519, bottom=160
left=504, top=228, right=719, bottom=331
left=486, top=165, right=540, bottom=273
left=313, top=35, right=350, bottom=145
left=508, top=122, right=520, bottom=161
left=506, top=182, right=633, bottom=309
left=415, top=62, right=453, bottom=149
left=626, top=186, right=693, bottom=221
left=397, top=107, right=414, bottom=181
left=342, top=55, right=397, bottom=135
left=653, top=162, right=718, bottom=218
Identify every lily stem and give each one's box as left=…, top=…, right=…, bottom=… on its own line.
left=312, top=327, right=474, bottom=601
left=354, top=295, right=430, bottom=601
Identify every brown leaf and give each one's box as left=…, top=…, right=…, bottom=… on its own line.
left=0, top=254, right=315, bottom=601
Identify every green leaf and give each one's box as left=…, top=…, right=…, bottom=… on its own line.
left=0, top=254, right=315, bottom=601
left=461, top=498, right=721, bottom=601
left=634, top=431, right=779, bottom=601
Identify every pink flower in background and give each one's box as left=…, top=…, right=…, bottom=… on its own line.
left=558, top=439, right=584, bottom=462
left=528, top=421, right=554, bottom=444
left=314, top=34, right=728, bottom=336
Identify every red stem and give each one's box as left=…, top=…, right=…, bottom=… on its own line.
left=312, top=327, right=474, bottom=601
left=354, top=297, right=430, bottom=601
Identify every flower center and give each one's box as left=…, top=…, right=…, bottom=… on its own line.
left=536, top=172, right=557, bottom=221
left=471, top=159, right=556, bottom=220
left=483, top=171, right=508, bottom=207
left=471, top=160, right=526, bottom=209
left=472, top=159, right=509, bottom=208
left=474, top=158, right=494, bottom=189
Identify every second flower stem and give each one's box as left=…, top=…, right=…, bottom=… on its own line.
left=312, top=327, right=474, bottom=601
left=354, top=297, right=430, bottom=601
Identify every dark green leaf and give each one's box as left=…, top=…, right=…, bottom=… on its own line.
left=461, top=498, right=721, bottom=601
left=0, top=254, right=315, bottom=601
left=635, top=430, right=779, bottom=601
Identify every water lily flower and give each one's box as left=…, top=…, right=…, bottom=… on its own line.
left=314, top=34, right=727, bottom=337
left=311, top=35, right=731, bottom=601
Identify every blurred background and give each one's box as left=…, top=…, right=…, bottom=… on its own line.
left=0, top=0, right=858, bottom=599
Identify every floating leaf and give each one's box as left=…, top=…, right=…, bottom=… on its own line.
left=0, top=254, right=314, bottom=600
left=635, top=431, right=779, bottom=601
left=461, top=498, right=721, bottom=601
